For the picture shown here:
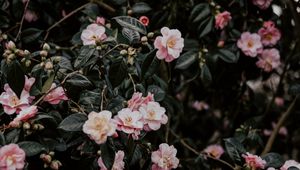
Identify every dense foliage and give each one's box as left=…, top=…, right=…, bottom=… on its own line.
left=0, top=0, right=300, bottom=169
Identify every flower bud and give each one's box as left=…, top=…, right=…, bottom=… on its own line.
left=40, top=50, right=48, bottom=57
left=16, top=49, right=25, bottom=57
left=147, top=32, right=154, bottom=38
left=24, top=50, right=30, bottom=56
left=127, top=9, right=133, bottom=16
left=202, top=48, right=208, bottom=53
left=53, top=56, right=61, bottom=63
left=49, top=151, right=55, bottom=157
left=43, top=43, right=50, bottom=51
left=141, top=36, right=148, bottom=43
left=6, top=41, right=16, bottom=50
left=96, top=46, right=102, bottom=50
left=97, top=150, right=101, bottom=155
left=120, top=49, right=128, bottom=56
left=2, top=34, right=7, bottom=40
left=7, top=54, right=15, bottom=60
left=37, top=124, right=45, bottom=130
left=40, top=62, right=45, bottom=67
left=23, top=122, right=31, bottom=130
left=25, top=60, right=31, bottom=67
left=105, top=23, right=111, bottom=28
left=33, top=124, right=39, bottom=130
left=50, top=160, right=62, bottom=170
left=45, top=61, right=53, bottom=70
left=217, top=40, right=225, bottom=48
left=44, top=155, right=52, bottom=164
left=40, top=153, right=47, bottom=159
left=21, top=58, right=26, bottom=63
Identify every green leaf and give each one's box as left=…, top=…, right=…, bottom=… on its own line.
left=200, top=64, right=212, bottom=85
left=5, top=129, right=21, bottom=143
left=108, top=58, right=128, bottom=88
left=198, top=17, right=214, bottom=38
left=122, top=27, right=140, bottom=44
left=7, top=60, right=25, bottom=97
left=0, top=132, right=5, bottom=146
left=101, top=143, right=115, bottom=169
left=113, top=16, right=147, bottom=34
left=288, top=84, right=300, bottom=95
left=224, top=138, right=246, bottom=163
left=132, top=2, right=152, bottom=14
left=74, top=45, right=96, bottom=69
left=143, top=57, right=160, bottom=80
left=261, top=152, right=284, bottom=168
left=141, top=49, right=156, bottom=78
left=18, top=141, right=46, bottom=157
left=190, top=3, right=210, bottom=23
left=58, top=113, right=87, bottom=131
left=66, top=73, right=93, bottom=88
left=217, top=49, right=239, bottom=63
left=21, top=28, right=43, bottom=43
left=147, top=85, right=166, bottom=101
left=175, top=51, right=198, bottom=70
left=288, top=167, right=300, bottom=170
left=41, top=72, right=55, bottom=93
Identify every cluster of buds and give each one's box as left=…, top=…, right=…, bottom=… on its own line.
left=120, top=47, right=137, bottom=65
left=40, top=43, right=50, bottom=61
left=3, top=41, right=30, bottom=64
left=21, top=122, right=45, bottom=136
left=40, top=152, right=62, bottom=170
left=0, top=30, right=7, bottom=42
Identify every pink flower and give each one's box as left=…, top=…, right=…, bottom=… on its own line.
left=24, top=10, right=38, bottom=22
left=280, top=160, right=300, bottom=170
left=81, top=24, right=107, bottom=45
left=203, top=144, right=224, bottom=159
left=43, top=83, right=68, bottom=104
left=139, top=16, right=149, bottom=26
left=256, top=48, right=280, bottom=72
left=192, top=101, right=209, bottom=111
left=0, top=144, right=26, bottom=170
left=237, top=32, right=263, bottom=57
left=139, top=102, right=168, bottom=131
left=252, top=0, right=273, bottom=9
left=127, top=92, right=154, bottom=111
left=258, top=21, right=281, bottom=47
left=24, top=76, right=35, bottom=92
left=263, top=122, right=288, bottom=136
left=114, top=108, right=143, bottom=139
left=98, top=150, right=125, bottom=170
left=82, top=110, right=116, bottom=144
left=151, top=143, right=179, bottom=170
left=242, top=152, right=266, bottom=170
left=95, top=17, right=105, bottom=25
left=154, top=27, right=184, bottom=62
left=275, top=97, right=284, bottom=107
left=215, top=11, right=232, bottom=30
left=0, top=84, right=30, bottom=115
left=9, top=106, right=38, bottom=127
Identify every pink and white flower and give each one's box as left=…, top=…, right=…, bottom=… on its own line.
left=151, top=143, right=179, bottom=170
left=24, top=10, right=38, bottom=23
left=237, top=32, right=263, bottom=57
left=139, top=16, right=150, bottom=26
left=127, top=92, right=154, bottom=111
left=82, top=110, right=117, bottom=144
left=242, top=152, right=266, bottom=170
left=215, top=11, right=232, bottom=30
left=114, top=108, right=143, bottom=139
left=154, top=27, right=184, bottom=62
left=139, top=101, right=168, bottom=131
left=192, top=101, right=209, bottom=111
left=203, top=144, right=224, bottom=159
left=258, top=21, right=281, bottom=46
left=263, top=122, right=288, bottom=137
left=256, top=48, right=280, bottom=72
left=280, top=160, right=300, bottom=170
left=43, top=83, right=68, bottom=105
left=9, top=106, right=38, bottom=127
left=81, top=23, right=107, bottom=45
left=0, top=144, right=26, bottom=170
left=98, top=150, right=125, bottom=170
left=252, top=0, right=273, bottom=10
left=95, top=17, right=105, bottom=25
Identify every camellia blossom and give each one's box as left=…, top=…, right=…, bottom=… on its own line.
left=242, top=152, right=266, bottom=170
left=81, top=23, right=107, bottom=45
left=9, top=106, right=38, bottom=127
left=256, top=48, right=280, bottom=72
left=252, top=0, right=273, bottom=10
left=139, top=101, right=168, bottom=131
left=114, top=108, right=143, bottom=139
left=258, top=21, right=281, bottom=46
left=98, top=150, right=125, bottom=170
left=43, top=83, right=68, bottom=105
left=127, top=92, right=154, bottom=111
left=139, top=16, right=149, bottom=26
left=280, top=160, right=300, bottom=170
left=95, top=17, right=105, bottom=25
left=82, top=110, right=116, bottom=144
left=203, top=144, right=224, bottom=159
left=151, top=143, right=179, bottom=170
left=192, top=101, right=209, bottom=111
left=154, top=27, right=184, bottom=62
left=0, top=143, right=26, bottom=170
left=24, top=10, right=38, bottom=23
left=237, top=32, right=263, bottom=57
left=263, top=122, right=288, bottom=137
left=215, top=11, right=232, bottom=30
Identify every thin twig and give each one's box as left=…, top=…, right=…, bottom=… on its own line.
left=128, top=73, right=136, bottom=92
left=261, top=95, right=299, bottom=155
left=90, top=0, right=116, bottom=14
left=15, top=0, right=30, bottom=41
left=100, top=85, right=107, bottom=111
left=70, top=99, right=86, bottom=114
left=43, top=3, right=90, bottom=41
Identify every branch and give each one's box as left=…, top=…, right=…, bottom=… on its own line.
left=100, top=85, right=107, bottom=111
left=90, top=0, right=116, bottom=14
left=128, top=73, right=136, bottom=92
left=15, top=0, right=30, bottom=41
left=261, top=95, right=299, bottom=155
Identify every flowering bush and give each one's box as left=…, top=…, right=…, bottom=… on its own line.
left=0, top=0, right=300, bottom=170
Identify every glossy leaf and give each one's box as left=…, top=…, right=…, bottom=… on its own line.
left=18, top=141, right=46, bottom=157
left=58, top=113, right=87, bottom=131
left=113, top=16, right=147, bottom=34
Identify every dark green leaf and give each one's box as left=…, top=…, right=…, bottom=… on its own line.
left=7, top=60, right=25, bottom=97
left=66, top=73, right=93, bottom=88
left=198, top=17, right=214, bottom=38
left=41, top=72, right=55, bottom=93
left=74, top=45, right=96, bottom=69
left=132, top=2, right=152, bottom=14
left=101, top=143, right=115, bottom=169
left=0, top=132, right=5, bottom=146
left=58, top=113, right=87, bottom=131
left=141, top=49, right=156, bottom=78
left=288, top=167, right=300, bottom=170
left=18, top=141, right=46, bottom=157
left=288, top=84, right=300, bottom=95
left=175, top=51, right=198, bottom=70
left=21, top=28, right=43, bottom=43
left=5, top=129, right=20, bottom=143
left=200, top=64, right=212, bottom=85
left=147, top=85, right=166, bottom=101
left=217, top=49, right=239, bottom=63
left=190, top=3, right=210, bottom=23
left=262, top=152, right=284, bottom=168
left=224, top=138, right=246, bottom=163
left=122, top=27, right=140, bottom=44
left=113, top=16, right=147, bottom=34
left=108, top=58, right=128, bottom=88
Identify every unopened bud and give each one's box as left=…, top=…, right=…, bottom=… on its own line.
left=141, top=36, right=148, bottom=43
left=16, top=49, right=25, bottom=57
left=40, top=62, right=45, bottom=67
left=53, top=56, right=61, bottom=63
left=6, top=41, right=16, bottom=50
left=44, top=155, right=52, bottom=164
left=147, top=32, right=154, bottom=38
left=105, top=23, right=111, bottom=29
left=37, top=124, right=45, bottom=130
left=96, top=46, right=102, bottom=50
left=2, top=34, right=7, bottom=40
left=21, top=58, right=26, bottom=63
left=127, top=9, right=133, bottom=16
left=97, top=150, right=101, bottom=155
left=44, top=163, right=49, bottom=168
left=3, top=50, right=12, bottom=57
left=40, top=50, right=48, bottom=57
left=50, top=160, right=62, bottom=170
left=24, top=50, right=30, bottom=56
left=40, top=153, right=47, bottom=159
left=33, top=124, right=39, bottom=130
left=210, top=2, right=216, bottom=6
left=25, top=60, right=31, bottom=67
left=49, top=151, right=55, bottom=157
left=23, top=122, right=31, bottom=130
left=120, top=49, right=128, bottom=56
left=217, top=40, right=225, bottom=48
left=43, top=43, right=50, bottom=51
left=7, top=54, right=15, bottom=60
left=45, top=61, right=53, bottom=70
left=202, top=48, right=208, bottom=53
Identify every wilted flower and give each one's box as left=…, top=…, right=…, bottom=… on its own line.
left=154, top=27, right=184, bottom=62
left=139, top=16, right=149, bottom=26
left=242, top=152, right=266, bottom=170
left=280, top=160, right=300, bottom=170
left=0, top=144, right=26, bottom=170
left=98, top=150, right=125, bottom=170
left=83, top=110, right=117, bottom=144
left=237, top=32, right=263, bottom=57
left=256, top=48, right=280, bottom=72
left=203, top=144, right=224, bottom=159
left=252, top=0, right=273, bottom=9
left=139, top=101, right=168, bottom=131
left=81, top=24, right=107, bottom=45
left=215, top=11, right=232, bottom=30
left=258, top=21, right=281, bottom=46
left=9, top=106, right=38, bottom=127
left=43, top=83, right=68, bottom=104
left=151, top=143, right=179, bottom=170
left=95, top=17, right=105, bottom=25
